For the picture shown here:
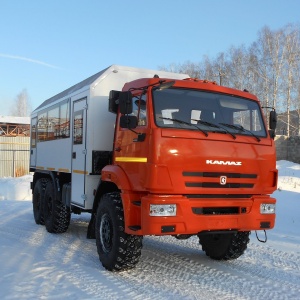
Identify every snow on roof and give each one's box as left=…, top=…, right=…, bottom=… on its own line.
left=0, top=116, right=30, bottom=124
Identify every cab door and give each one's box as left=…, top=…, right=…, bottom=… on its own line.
left=114, top=94, right=149, bottom=191
left=71, top=98, right=87, bottom=207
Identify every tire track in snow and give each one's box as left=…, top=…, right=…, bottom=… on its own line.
left=135, top=236, right=300, bottom=299
left=1, top=201, right=300, bottom=299
left=122, top=236, right=249, bottom=300
left=0, top=204, right=173, bottom=299
left=0, top=214, right=146, bottom=299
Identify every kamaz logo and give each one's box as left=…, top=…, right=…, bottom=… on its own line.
left=206, top=160, right=242, bottom=166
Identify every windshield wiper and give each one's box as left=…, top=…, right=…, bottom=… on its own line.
left=220, top=123, right=261, bottom=142
left=159, top=117, right=208, bottom=137
left=192, top=119, right=236, bottom=139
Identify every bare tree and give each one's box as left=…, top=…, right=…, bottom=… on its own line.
left=210, top=52, right=229, bottom=86
left=159, top=61, right=205, bottom=79
left=281, top=25, right=300, bottom=136
left=226, top=45, right=252, bottom=90
left=249, top=26, right=286, bottom=111
left=10, top=89, right=31, bottom=117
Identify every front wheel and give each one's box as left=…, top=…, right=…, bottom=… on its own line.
left=96, top=192, right=143, bottom=271
left=198, top=231, right=250, bottom=260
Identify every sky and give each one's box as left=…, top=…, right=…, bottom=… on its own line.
left=0, top=0, right=300, bottom=115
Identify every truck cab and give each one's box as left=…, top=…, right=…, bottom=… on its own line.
left=104, top=77, right=277, bottom=235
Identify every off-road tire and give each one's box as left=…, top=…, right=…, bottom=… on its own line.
left=44, top=180, right=70, bottom=233
left=199, top=231, right=250, bottom=260
left=96, top=192, right=143, bottom=271
left=32, top=178, right=48, bottom=225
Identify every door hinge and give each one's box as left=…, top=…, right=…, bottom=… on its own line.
left=81, top=194, right=87, bottom=200
left=82, top=149, right=87, bottom=155
left=83, top=104, right=88, bottom=110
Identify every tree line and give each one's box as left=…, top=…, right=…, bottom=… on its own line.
left=159, top=24, right=300, bottom=136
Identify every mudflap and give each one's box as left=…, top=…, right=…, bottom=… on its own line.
left=87, top=212, right=96, bottom=239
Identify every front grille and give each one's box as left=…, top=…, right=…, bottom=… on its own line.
left=183, top=171, right=257, bottom=179
left=186, top=194, right=251, bottom=199
left=192, top=207, right=239, bottom=215
left=185, top=182, right=253, bottom=188
left=183, top=171, right=257, bottom=189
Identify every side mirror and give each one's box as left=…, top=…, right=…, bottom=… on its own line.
left=269, top=129, right=276, bottom=139
left=108, top=90, right=120, bottom=114
left=120, top=115, right=138, bottom=129
left=269, top=110, right=277, bottom=130
left=119, top=91, right=133, bottom=114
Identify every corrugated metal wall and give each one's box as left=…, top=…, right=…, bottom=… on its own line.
left=0, top=136, right=30, bottom=177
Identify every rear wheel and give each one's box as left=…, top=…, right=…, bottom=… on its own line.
left=96, top=192, right=143, bottom=271
left=32, top=178, right=48, bottom=225
left=44, top=180, right=70, bottom=233
left=198, top=231, right=250, bottom=260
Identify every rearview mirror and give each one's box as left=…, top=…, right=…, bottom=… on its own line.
left=108, top=90, right=120, bottom=114
left=119, top=91, right=133, bottom=114
left=120, top=115, right=138, bottom=129
left=269, top=110, right=277, bottom=130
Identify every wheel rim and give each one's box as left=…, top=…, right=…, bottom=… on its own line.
left=100, top=213, right=113, bottom=253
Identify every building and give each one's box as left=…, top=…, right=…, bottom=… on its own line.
left=0, top=116, right=30, bottom=177
left=0, top=116, right=30, bottom=136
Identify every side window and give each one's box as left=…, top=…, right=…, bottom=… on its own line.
left=59, top=101, right=70, bottom=138
left=31, top=118, right=37, bottom=148
left=36, top=99, right=70, bottom=142
left=73, top=111, right=83, bottom=144
left=48, top=106, right=59, bottom=140
left=38, top=112, right=47, bottom=141
left=132, top=94, right=147, bottom=126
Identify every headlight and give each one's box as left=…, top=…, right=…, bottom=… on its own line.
left=260, top=203, right=276, bottom=214
left=150, top=204, right=177, bottom=216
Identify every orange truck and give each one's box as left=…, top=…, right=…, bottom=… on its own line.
left=30, top=65, right=277, bottom=271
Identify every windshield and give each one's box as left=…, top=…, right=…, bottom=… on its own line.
left=152, top=88, right=267, bottom=138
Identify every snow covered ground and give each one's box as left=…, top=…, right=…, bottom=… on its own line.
left=0, top=160, right=299, bottom=299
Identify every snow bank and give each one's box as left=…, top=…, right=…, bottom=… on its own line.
left=277, top=160, right=300, bottom=191
left=0, top=174, right=32, bottom=201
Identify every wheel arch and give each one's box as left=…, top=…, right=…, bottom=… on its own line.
left=92, top=180, right=120, bottom=215
left=87, top=165, right=131, bottom=239
left=33, top=170, right=71, bottom=194
left=93, top=165, right=132, bottom=212
left=32, top=171, right=53, bottom=192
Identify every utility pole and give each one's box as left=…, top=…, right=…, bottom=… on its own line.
left=213, top=69, right=226, bottom=85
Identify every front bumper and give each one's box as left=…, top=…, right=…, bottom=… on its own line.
left=139, top=194, right=276, bottom=235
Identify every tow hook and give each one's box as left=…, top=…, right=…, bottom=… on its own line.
left=255, top=230, right=267, bottom=243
